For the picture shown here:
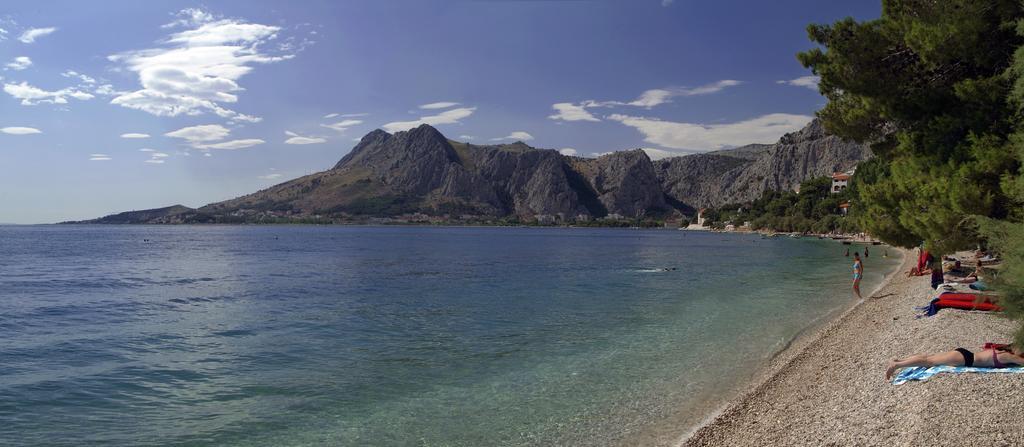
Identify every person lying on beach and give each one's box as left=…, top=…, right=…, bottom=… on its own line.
left=948, top=265, right=984, bottom=284
left=886, top=345, right=1024, bottom=380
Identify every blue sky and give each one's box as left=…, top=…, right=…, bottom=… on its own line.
left=0, top=0, right=880, bottom=223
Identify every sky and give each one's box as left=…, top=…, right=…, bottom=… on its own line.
left=0, top=0, right=880, bottom=224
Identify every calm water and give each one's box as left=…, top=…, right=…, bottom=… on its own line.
left=0, top=226, right=898, bottom=446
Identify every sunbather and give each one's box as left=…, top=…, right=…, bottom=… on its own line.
left=908, top=247, right=932, bottom=276
left=886, top=345, right=1024, bottom=380
left=948, top=264, right=983, bottom=284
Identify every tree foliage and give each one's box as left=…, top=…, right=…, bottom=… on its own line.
left=703, top=176, right=858, bottom=234
left=801, top=0, right=1024, bottom=341
left=799, top=0, right=1024, bottom=253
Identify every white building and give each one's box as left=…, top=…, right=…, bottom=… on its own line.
left=831, top=168, right=856, bottom=194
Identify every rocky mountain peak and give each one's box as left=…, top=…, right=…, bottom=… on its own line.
left=77, top=118, right=871, bottom=224
left=777, top=119, right=825, bottom=145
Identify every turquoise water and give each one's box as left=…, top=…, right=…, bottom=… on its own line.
left=0, top=226, right=898, bottom=446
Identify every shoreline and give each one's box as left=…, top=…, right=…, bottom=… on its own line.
left=678, top=247, right=1024, bottom=445
left=669, top=247, right=907, bottom=445
left=615, top=243, right=906, bottom=447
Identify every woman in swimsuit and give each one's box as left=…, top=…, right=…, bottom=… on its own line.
left=886, top=345, right=1024, bottom=380
left=852, top=252, right=863, bottom=300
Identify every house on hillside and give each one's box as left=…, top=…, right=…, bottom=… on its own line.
left=831, top=168, right=856, bottom=194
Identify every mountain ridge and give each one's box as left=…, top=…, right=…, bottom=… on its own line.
left=68, top=119, right=871, bottom=224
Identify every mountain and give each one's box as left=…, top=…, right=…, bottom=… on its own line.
left=69, top=205, right=196, bottom=224
left=194, top=124, right=670, bottom=221
left=654, top=119, right=872, bottom=209
left=70, top=119, right=871, bottom=224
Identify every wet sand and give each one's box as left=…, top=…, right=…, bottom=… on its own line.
left=682, top=249, right=1024, bottom=446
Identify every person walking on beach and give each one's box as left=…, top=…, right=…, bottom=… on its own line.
left=852, top=252, right=863, bottom=300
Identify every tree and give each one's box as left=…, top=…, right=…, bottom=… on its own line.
left=799, top=0, right=1024, bottom=253
left=800, top=0, right=1024, bottom=342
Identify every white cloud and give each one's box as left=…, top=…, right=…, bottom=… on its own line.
left=120, top=133, right=150, bottom=139
left=6, top=56, right=32, bottom=70
left=138, top=148, right=158, bottom=152
left=259, top=173, right=282, bottom=180
left=419, top=101, right=459, bottom=110
left=162, top=8, right=216, bottom=29
left=195, top=138, right=265, bottom=150
left=777, top=75, right=820, bottom=91
left=614, top=81, right=743, bottom=108
left=164, top=124, right=230, bottom=143
left=1, top=126, right=42, bottom=135
left=459, top=134, right=474, bottom=140
left=382, top=107, right=476, bottom=132
left=203, top=152, right=212, bottom=157
left=549, top=102, right=600, bottom=122
left=3, top=81, right=94, bottom=105
left=608, top=112, right=813, bottom=152
left=61, top=70, right=96, bottom=84
left=640, top=147, right=689, bottom=160
left=325, top=112, right=368, bottom=119
left=143, top=151, right=170, bottom=164
left=284, top=130, right=326, bottom=145
left=18, top=27, right=57, bottom=44
left=491, top=131, right=534, bottom=141
left=89, top=154, right=112, bottom=161
left=320, top=119, right=363, bottom=132
left=108, top=8, right=293, bottom=122
left=559, top=148, right=578, bottom=156
left=94, top=84, right=126, bottom=96
left=549, top=80, right=742, bottom=123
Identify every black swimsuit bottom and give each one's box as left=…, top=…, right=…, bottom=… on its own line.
left=955, top=347, right=1022, bottom=368
left=955, top=347, right=975, bottom=367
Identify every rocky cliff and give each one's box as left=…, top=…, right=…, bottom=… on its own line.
left=194, top=123, right=669, bottom=221
left=655, top=119, right=872, bottom=209
left=73, top=119, right=871, bottom=224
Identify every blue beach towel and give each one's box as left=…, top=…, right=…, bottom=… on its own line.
left=914, top=298, right=941, bottom=318
left=892, top=365, right=1024, bottom=385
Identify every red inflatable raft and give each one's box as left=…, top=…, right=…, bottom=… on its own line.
left=933, top=293, right=1002, bottom=312
left=936, top=292, right=997, bottom=304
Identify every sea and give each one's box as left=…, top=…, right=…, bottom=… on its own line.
left=0, top=225, right=900, bottom=446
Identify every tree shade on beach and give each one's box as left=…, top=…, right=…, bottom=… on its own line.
left=799, top=0, right=1024, bottom=343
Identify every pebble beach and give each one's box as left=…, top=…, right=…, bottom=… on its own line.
left=682, top=249, right=1024, bottom=446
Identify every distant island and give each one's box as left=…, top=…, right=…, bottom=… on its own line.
left=66, top=119, right=870, bottom=226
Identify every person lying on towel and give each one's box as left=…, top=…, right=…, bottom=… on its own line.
left=886, top=344, right=1024, bottom=380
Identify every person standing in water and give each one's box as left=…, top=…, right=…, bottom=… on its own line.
left=852, top=252, right=864, bottom=300
left=864, top=245, right=869, bottom=258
